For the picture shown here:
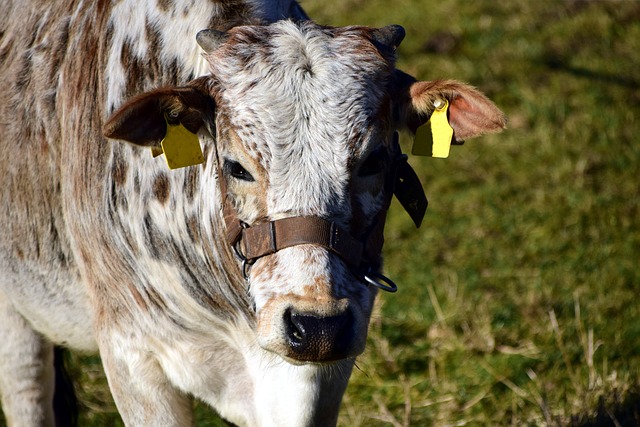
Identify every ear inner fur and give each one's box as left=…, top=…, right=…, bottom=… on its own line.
left=403, top=79, right=507, bottom=142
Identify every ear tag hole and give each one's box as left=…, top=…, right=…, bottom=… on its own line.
left=411, top=99, right=454, bottom=158
left=152, top=114, right=205, bottom=169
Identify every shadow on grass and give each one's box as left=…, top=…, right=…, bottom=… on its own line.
left=570, top=387, right=640, bottom=427
left=541, top=56, right=640, bottom=90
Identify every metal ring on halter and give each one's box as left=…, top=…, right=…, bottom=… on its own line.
left=232, top=223, right=255, bottom=279
left=233, top=242, right=255, bottom=279
left=363, top=268, right=398, bottom=293
left=232, top=238, right=246, bottom=261
left=241, top=257, right=255, bottom=279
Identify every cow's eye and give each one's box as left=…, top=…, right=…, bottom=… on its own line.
left=224, top=159, right=254, bottom=182
left=358, top=148, right=386, bottom=177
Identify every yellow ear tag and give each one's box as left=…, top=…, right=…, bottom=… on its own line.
left=411, top=99, right=454, bottom=158
left=157, top=117, right=204, bottom=169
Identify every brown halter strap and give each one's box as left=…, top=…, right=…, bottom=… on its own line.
left=230, top=216, right=364, bottom=268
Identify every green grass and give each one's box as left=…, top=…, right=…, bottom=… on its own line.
left=3, top=1, right=639, bottom=426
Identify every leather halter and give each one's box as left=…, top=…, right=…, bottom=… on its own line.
left=216, top=134, right=427, bottom=292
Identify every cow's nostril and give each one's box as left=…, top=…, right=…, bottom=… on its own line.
left=285, top=308, right=307, bottom=346
left=283, top=308, right=354, bottom=361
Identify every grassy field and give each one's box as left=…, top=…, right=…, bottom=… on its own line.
left=3, top=1, right=639, bottom=426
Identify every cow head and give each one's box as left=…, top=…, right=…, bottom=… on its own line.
left=103, top=20, right=505, bottom=365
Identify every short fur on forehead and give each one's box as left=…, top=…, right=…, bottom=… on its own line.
left=205, top=20, right=397, bottom=218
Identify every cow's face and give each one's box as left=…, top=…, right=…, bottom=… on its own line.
left=104, top=20, right=505, bottom=364
left=208, top=23, right=400, bottom=362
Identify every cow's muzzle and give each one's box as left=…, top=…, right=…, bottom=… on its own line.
left=284, top=307, right=354, bottom=362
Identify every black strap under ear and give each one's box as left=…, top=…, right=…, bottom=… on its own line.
left=392, top=134, right=428, bottom=228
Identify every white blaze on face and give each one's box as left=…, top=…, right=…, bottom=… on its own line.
left=207, top=20, right=395, bottom=361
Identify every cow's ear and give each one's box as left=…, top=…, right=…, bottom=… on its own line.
left=398, top=75, right=506, bottom=143
left=103, top=78, right=214, bottom=147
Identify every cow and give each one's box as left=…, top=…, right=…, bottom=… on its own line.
left=0, top=0, right=506, bottom=426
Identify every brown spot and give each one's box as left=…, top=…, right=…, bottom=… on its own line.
left=146, top=286, right=167, bottom=310
left=145, top=19, right=161, bottom=65
left=302, top=277, right=335, bottom=302
left=78, top=246, right=93, bottom=268
left=111, top=148, right=129, bottom=186
left=153, top=173, right=171, bottom=204
left=128, top=284, right=148, bottom=312
left=185, top=214, right=201, bottom=244
left=184, top=168, right=199, bottom=203
left=157, top=0, right=172, bottom=12
left=120, top=41, right=141, bottom=98
left=253, top=255, right=278, bottom=282
left=120, top=39, right=162, bottom=97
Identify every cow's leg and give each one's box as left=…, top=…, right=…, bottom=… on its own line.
left=0, top=290, right=55, bottom=427
left=98, top=335, right=193, bottom=426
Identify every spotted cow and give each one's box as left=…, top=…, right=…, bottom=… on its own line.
left=0, top=1, right=505, bottom=425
